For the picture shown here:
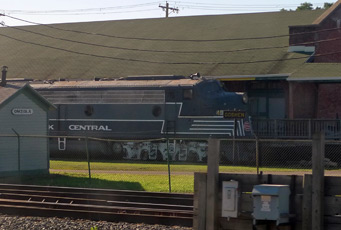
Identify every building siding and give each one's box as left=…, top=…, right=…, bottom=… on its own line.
left=289, top=82, right=317, bottom=119
left=317, top=84, right=341, bottom=119
left=0, top=90, right=48, bottom=173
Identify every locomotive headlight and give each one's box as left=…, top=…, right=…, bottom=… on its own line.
left=242, top=93, right=248, bottom=104
left=216, top=110, right=224, bottom=116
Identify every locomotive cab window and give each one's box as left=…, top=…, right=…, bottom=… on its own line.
left=183, top=89, right=193, bottom=100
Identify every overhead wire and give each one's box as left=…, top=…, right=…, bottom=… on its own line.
left=5, top=9, right=161, bottom=16
left=2, top=14, right=340, bottom=43
left=0, top=14, right=291, bottom=42
left=0, top=30, right=339, bottom=65
left=169, top=1, right=325, bottom=7
left=0, top=12, right=339, bottom=65
left=1, top=2, right=161, bottom=14
left=0, top=23, right=287, bottom=54
left=1, top=2, right=326, bottom=14
left=2, top=22, right=340, bottom=54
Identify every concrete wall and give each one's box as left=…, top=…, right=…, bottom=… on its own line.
left=0, top=90, right=48, bottom=173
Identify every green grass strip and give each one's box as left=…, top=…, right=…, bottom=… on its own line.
left=18, top=172, right=194, bottom=193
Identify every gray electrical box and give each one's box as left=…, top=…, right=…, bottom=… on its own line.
left=252, top=184, right=290, bottom=225
left=222, top=181, right=239, bottom=218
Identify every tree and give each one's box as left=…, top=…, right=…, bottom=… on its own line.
left=296, top=2, right=314, bottom=11
left=280, top=2, right=334, bottom=12
left=323, top=2, right=333, bottom=9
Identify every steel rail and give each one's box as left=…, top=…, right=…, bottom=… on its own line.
left=0, top=183, right=194, bottom=227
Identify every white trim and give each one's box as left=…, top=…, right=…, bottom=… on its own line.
left=50, top=119, right=164, bottom=122
left=191, top=124, right=234, bottom=127
left=288, top=46, right=315, bottom=53
left=194, top=120, right=233, bottom=123
left=168, top=132, right=232, bottom=136
left=50, top=102, right=164, bottom=105
left=190, top=128, right=234, bottom=131
left=240, top=120, right=245, bottom=136
left=237, top=120, right=241, bottom=136
left=181, top=115, right=224, bottom=119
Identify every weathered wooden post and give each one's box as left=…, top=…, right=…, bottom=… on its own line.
left=206, top=138, right=220, bottom=230
left=302, top=174, right=312, bottom=230
left=312, top=132, right=325, bottom=230
left=193, top=172, right=207, bottom=230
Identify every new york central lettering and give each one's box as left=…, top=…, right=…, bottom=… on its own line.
left=68, top=125, right=112, bottom=131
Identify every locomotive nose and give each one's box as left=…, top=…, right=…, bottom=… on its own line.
left=222, top=93, right=247, bottom=110
left=236, top=92, right=248, bottom=104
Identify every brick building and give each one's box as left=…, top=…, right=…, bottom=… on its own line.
left=287, top=1, right=341, bottom=119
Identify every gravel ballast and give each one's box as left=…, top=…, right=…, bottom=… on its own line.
left=0, top=214, right=193, bottom=230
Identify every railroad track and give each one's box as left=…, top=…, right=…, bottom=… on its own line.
left=0, top=184, right=194, bottom=227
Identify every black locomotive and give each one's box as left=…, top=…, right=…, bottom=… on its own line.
left=31, top=74, right=251, bottom=162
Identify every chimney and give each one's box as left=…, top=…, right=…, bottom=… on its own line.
left=1, top=66, right=8, bottom=87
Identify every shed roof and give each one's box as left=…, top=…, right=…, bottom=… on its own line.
left=0, top=83, right=56, bottom=110
left=31, top=77, right=203, bottom=89
left=0, top=84, right=23, bottom=105
left=0, top=9, right=324, bottom=80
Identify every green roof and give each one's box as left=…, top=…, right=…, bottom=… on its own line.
left=0, top=10, right=325, bottom=80
left=289, top=63, right=341, bottom=81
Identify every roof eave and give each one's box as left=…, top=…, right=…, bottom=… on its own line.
left=288, top=76, right=341, bottom=82
left=206, top=74, right=290, bottom=81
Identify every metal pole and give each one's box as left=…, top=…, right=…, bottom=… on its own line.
left=12, top=129, right=20, bottom=171
left=256, top=137, right=259, bottom=175
left=167, top=138, right=171, bottom=193
left=85, top=137, right=91, bottom=180
left=232, top=118, right=236, bottom=165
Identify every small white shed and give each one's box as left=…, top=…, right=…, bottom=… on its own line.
left=0, top=80, right=55, bottom=176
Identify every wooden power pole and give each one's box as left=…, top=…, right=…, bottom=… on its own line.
left=159, top=2, right=179, bottom=18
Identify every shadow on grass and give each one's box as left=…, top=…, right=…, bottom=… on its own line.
left=0, top=174, right=145, bottom=191
left=52, top=158, right=208, bottom=166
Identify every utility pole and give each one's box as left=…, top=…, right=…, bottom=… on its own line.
left=159, top=1, right=179, bottom=18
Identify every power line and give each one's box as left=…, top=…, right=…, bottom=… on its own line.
left=3, top=22, right=340, bottom=55
left=1, top=2, right=161, bottom=14
left=0, top=14, right=285, bottom=42
left=0, top=2, right=327, bottom=14
left=0, top=23, right=286, bottom=54
left=1, top=30, right=339, bottom=65
left=3, top=8, right=160, bottom=16
left=2, top=14, right=340, bottom=43
left=171, top=1, right=326, bottom=7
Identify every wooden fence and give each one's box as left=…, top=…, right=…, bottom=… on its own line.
left=194, top=173, right=341, bottom=230
left=194, top=135, right=340, bottom=230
